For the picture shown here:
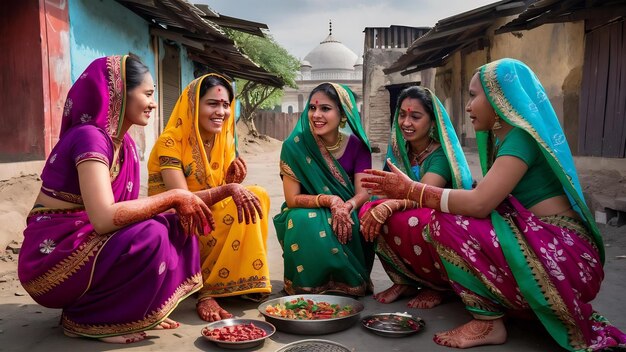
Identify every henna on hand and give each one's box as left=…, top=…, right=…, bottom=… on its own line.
left=422, top=185, right=444, bottom=211
left=360, top=199, right=418, bottom=241
left=196, top=184, right=263, bottom=224
left=361, top=159, right=415, bottom=199
left=318, top=195, right=353, bottom=244
left=225, top=156, right=247, bottom=184
left=113, top=189, right=213, bottom=237
left=292, top=194, right=320, bottom=208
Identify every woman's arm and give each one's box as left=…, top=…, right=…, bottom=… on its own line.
left=443, top=155, right=526, bottom=217
left=78, top=161, right=211, bottom=235
left=161, top=168, right=190, bottom=190
left=362, top=156, right=527, bottom=218
left=282, top=174, right=352, bottom=244
left=161, top=167, right=262, bottom=224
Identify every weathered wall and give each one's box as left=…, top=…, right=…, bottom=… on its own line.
left=363, top=48, right=422, bottom=155
left=432, top=21, right=585, bottom=149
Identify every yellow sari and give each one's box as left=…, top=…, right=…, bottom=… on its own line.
left=147, top=74, right=271, bottom=300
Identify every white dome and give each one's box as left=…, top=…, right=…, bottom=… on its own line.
left=300, top=60, right=311, bottom=67
left=354, top=56, right=363, bottom=66
left=303, top=34, right=358, bottom=71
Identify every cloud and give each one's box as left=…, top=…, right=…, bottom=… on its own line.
left=203, top=0, right=497, bottom=58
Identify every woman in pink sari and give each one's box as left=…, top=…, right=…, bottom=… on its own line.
left=17, top=55, right=214, bottom=344
left=362, top=58, right=626, bottom=350
left=359, top=86, right=472, bottom=308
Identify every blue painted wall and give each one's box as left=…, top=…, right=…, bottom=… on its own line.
left=68, top=0, right=156, bottom=82
left=180, top=46, right=196, bottom=87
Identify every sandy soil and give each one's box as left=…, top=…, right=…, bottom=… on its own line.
left=0, top=131, right=625, bottom=351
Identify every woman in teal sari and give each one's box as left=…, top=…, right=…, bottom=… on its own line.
left=359, top=86, right=473, bottom=308
left=362, top=58, right=626, bottom=350
left=273, top=82, right=373, bottom=296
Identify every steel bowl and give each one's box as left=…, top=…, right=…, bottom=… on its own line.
left=275, top=339, right=352, bottom=352
left=200, top=318, right=275, bottom=349
left=361, top=313, right=425, bottom=338
left=258, top=294, right=364, bottom=335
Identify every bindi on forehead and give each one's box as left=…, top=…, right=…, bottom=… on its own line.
left=315, top=100, right=318, bottom=104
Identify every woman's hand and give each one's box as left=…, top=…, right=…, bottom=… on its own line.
left=228, top=184, right=263, bottom=224
left=362, top=159, right=414, bottom=199
left=324, top=195, right=354, bottom=245
left=225, top=156, right=247, bottom=184
left=360, top=201, right=393, bottom=241
left=359, top=199, right=418, bottom=241
left=174, top=190, right=214, bottom=236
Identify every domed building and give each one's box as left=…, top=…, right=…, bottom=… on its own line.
left=281, top=22, right=363, bottom=114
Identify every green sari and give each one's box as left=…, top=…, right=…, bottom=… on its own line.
left=273, top=83, right=373, bottom=296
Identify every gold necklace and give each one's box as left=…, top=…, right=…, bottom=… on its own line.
left=202, top=135, right=215, bottom=150
left=410, top=139, right=434, bottom=164
left=324, top=133, right=344, bottom=152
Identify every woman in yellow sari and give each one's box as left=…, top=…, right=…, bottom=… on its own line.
left=148, top=74, right=271, bottom=322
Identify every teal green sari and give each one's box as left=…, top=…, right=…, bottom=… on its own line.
left=431, top=58, right=624, bottom=351
left=386, top=87, right=473, bottom=189
left=273, top=83, right=373, bottom=296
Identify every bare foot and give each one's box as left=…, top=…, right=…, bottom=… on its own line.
left=64, top=330, right=147, bottom=344
left=433, top=318, right=506, bottom=348
left=197, top=297, right=233, bottom=322
left=151, top=317, right=180, bottom=330
left=407, top=288, right=444, bottom=309
left=373, top=284, right=418, bottom=304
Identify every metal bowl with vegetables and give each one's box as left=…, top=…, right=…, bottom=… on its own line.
left=258, top=294, right=364, bottom=335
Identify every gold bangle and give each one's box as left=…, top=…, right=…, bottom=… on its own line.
left=419, top=184, right=427, bottom=208
left=406, top=182, right=416, bottom=199
left=370, top=210, right=385, bottom=224
left=381, top=202, right=394, bottom=216
left=315, top=194, right=322, bottom=208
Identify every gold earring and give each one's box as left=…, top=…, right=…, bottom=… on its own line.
left=492, top=116, right=502, bottom=130
left=339, top=117, right=347, bottom=128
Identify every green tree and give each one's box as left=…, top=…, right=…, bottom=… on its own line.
left=225, top=29, right=300, bottom=136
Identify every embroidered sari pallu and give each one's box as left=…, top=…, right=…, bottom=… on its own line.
left=274, top=83, right=373, bottom=296
left=360, top=88, right=473, bottom=293
left=428, top=59, right=626, bottom=351
left=18, top=56, right=201, bottom=338
left=148, top=74, right=271, bottom=300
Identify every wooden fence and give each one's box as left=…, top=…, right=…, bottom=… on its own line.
left=253, top=111, right=300, bottom=141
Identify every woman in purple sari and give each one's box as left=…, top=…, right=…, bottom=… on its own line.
left=17, top=55, right=212, bottom=344
left=362, top=58, right=626, bottom=350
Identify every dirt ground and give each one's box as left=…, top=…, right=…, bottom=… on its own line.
left=0, top=133, right=625, bottom=351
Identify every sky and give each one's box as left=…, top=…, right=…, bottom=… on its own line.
left=200, top=0, right=499, bottom=60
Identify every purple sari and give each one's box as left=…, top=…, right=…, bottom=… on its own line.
left=17, top=56, right=202, bottom=338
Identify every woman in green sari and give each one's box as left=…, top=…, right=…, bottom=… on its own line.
left=362, top=58, right=626, bottom=350
left=273, top=82, right=373, bottom=296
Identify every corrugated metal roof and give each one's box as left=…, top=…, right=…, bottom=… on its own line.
left=496, top=0, right=626, bottom=34
left=384, top=0, right=533, bottom=75
left=115, top=0, right=284, bottom=87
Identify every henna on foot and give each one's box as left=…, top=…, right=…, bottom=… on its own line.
left=433, top=318, right=506, bottom=349
left=373, top=284, right=418, bottom=304
left=407, top=288, right=445, bottom=309
left=197, top=297, right=233, bottom=322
